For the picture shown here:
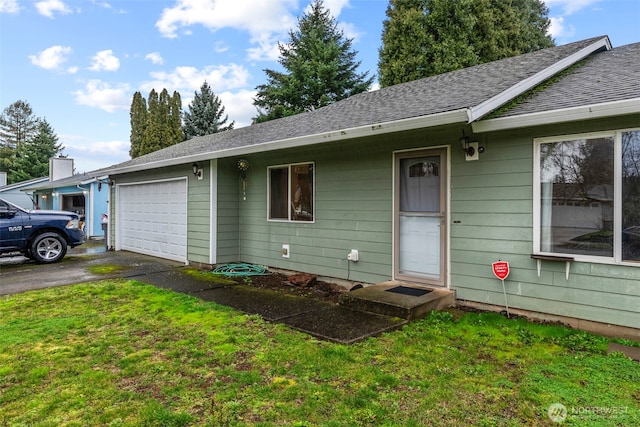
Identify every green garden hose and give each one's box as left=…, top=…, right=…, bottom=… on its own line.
left=211, top=263, right=269, bottom=276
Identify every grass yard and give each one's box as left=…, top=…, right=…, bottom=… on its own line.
left=0, top=279, right=638, bottom=426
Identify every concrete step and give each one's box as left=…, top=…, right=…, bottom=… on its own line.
left=339, top=281, right=455, bottom=320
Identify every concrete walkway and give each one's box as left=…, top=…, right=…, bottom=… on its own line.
left=0, top=244, right=406, bottom=344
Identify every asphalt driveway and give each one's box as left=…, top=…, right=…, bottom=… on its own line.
left=0, top=241, right=183, bottom=296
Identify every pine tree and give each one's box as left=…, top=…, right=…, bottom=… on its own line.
left=11, top=118, right=64, bottom=183
left=253, top=0, right=373, bottom=123
left=378, top=0, right=554, bottom=87
left=129, top=92, right=147, bottom=158
left=183, top=81, right=234, bottom=139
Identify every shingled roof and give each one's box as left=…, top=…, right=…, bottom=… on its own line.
left=104, top=36, right=612, bottom=175
left=491, top=42, right=640, bottom=118
left=473, top=41, right=640, bottom=132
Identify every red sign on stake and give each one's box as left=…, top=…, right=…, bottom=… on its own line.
left=492, top=261, right=510, bottom=280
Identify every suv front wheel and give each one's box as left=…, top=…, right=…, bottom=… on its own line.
left=31, top=232, right=68, bottom=263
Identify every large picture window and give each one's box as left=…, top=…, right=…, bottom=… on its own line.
left=268, top=162, right=314, bottom=222
left=535, top=130, right=640, bottom=263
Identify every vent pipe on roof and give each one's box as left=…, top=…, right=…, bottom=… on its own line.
left=0, top=172, right=6, bottom=187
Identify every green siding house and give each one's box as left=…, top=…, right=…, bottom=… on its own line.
left=103, top=36, right=640, bottom=335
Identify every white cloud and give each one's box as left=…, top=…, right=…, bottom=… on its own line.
left=35, top=0, right=72, bottom=18
left=141, top=63, right=251, bottom=95
left=0, top=0, right=20, bottom=14
left=549, top=16, right=575, bottom=39
left=246, top=33, right=282, bottom=61
left=217, top=89, right=257, bottom=128
left=545, top=0, right=600, bottom=39
left=63, top=138, right=131, bottom=172
left=156, top=0, right=299, bottom=63
left=145, top=52, right=164, bottom=65
left=89, top=49, right=120, bottom=71
left=544, top=0, right=601, bottom=16
left=72, top=80, right=131, bottom=112
left=306, top=0, right=350, bottom=17
left=156, top=0, right=298, bottom=37
left=29, top=45, right=73, bottom=70
left=214, top=40, right=229, bottom=53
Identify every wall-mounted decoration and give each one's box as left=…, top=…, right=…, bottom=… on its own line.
left=238, top=159, right=250, bottom=200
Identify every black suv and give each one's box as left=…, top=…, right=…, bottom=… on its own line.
left=0, top=198, right=85, bottom=263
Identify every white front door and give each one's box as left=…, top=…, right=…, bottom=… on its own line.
left=394, top=148, right=447, bottom=286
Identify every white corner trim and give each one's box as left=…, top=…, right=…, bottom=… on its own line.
left=471, top=98, right=640, bottom=133
left=467, top=37, right=612, bottom=123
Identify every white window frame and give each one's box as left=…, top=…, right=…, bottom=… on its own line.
left=267, top=161, right=315, bottom=223
left=533, top=128, right=640, bottom=266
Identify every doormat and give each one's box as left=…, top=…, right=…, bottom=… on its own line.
left=385, top=286, right=432, bottom=297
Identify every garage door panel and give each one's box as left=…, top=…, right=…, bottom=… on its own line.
left=117, top=179, right=188, bottom=262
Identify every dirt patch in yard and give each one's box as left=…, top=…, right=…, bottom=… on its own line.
left=233, top=272, right=349, bottom=304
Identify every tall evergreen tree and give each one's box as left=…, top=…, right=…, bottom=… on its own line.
left=142, top=89, right=161, bottom=155
left=378, top=0, right=554, bottom=87
left=253, top=0, right=373, bottom=123
left=129, top=89, right=183, bottom=158
left=11, top=118, right=64, bottom=183
left=183, top=81, right=234, bottom=139
left=169, top=91, right=184, bottom=143
left=0, top=100, right=41, bottom=180
left=129, top=92, right=147, bottom=158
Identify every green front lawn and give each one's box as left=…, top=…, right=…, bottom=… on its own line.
left=0, top=280, right=638, bottom=426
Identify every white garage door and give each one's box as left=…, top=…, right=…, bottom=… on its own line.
left=117, top=179, right=188, bottom=262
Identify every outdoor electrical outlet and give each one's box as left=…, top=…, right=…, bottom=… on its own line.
left=347, top=249, right=359, bottom=262
left=282, top=244, right=290, bottom=258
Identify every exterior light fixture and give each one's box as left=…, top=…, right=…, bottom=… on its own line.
left=460, top=135, right=474, bottom=157
left=460, top=131, right=481, bottom=161
left=192, top=162, right=203, bottom=180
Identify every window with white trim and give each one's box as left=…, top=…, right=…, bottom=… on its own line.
left=535, top=129, right=640, bottom=263
left=268, top=162, right=314, bottom=222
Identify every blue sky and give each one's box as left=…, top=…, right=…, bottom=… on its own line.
left=1, top=0, right=639, bottom=173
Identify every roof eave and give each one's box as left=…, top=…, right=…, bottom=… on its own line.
left=106, top=109, right=470, bottom=176
left=467, top=36, right=612, bottom=122
left=471, top=98, right=640, bottom=133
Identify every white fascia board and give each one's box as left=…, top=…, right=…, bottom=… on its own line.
left=80, top=177, right=101, bottom=185
left=471, top=98, right=640, bottom=133
left=105, top=109, right=469, bottom=176
left=467, top=37, right=612, bottom=123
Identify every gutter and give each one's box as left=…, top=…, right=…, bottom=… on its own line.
left=105, top=108, right=470, bottom=175
left=103, top=37, right=613, bottom=177
left=471, top=98, right=640, bottom=133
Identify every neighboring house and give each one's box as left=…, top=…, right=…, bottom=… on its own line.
left=25, top=158, right=110, bottom=239
left=0, top=174, right=48, bottom=209
left=101, top=36, right=640, bottom=334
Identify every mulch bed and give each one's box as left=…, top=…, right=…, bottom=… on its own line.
left=233, top=272, right=348, bottom=304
